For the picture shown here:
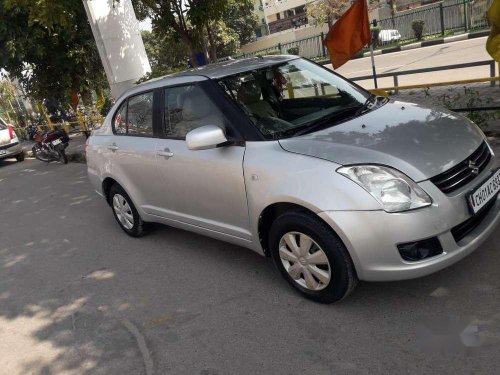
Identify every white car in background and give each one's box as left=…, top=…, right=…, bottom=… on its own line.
left=0, top=117, right=24, bottom=162
left=379, top=29, right=402, bottom=44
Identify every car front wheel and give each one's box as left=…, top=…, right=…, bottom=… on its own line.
left=269, top=211, right=358, bottom=303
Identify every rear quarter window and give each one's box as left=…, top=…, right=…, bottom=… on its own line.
left=0, top=118, right=6, bottom=129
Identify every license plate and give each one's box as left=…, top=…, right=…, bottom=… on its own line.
left=468, top=169, right=500, bottom=214
left=0, top=150, right=6, bottom=155
left=52, top=139, right=62, bottom=146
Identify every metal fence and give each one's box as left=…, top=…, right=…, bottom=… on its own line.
left=378, top=0, right=493, bottom=41
left=349, top=60, right=498, bottom=92
left=233, top=0, right=492, bottom=60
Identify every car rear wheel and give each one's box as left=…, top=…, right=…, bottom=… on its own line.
left=269, top=211, right=358, bottom=303
left=109, top=184, right=145, bottom=237
left=16, top=152, right=25, bottom=162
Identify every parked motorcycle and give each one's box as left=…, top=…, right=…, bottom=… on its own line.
left=25, top=122, right=38, bottom=141
left=32, top=129, right=70, bottom=164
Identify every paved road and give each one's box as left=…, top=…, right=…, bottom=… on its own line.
left=326, top=37, right=495, bottom=89
left=1, top=157, right=500, bottom=374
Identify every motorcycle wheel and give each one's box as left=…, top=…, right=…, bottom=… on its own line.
left=32, top=146, right=50, bottom=163
left=58, top=149, right=68, bottom=164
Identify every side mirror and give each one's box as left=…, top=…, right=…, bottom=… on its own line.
left=186, top=125, right=228, bottom=151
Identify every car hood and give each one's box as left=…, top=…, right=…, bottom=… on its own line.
left=279, top=100, right=485, bottom=181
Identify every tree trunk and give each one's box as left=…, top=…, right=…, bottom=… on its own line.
left=80, top=88, right=92, bottom=106
left=206, top=23, right=218, bottom=63
left=179, top=32, right=199, bottom=67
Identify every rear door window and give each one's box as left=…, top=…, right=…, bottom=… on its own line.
left=127, top=92, right=154, bottom=136
left=112, top=91, right=154, bottom=137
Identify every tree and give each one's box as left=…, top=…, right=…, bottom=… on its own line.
left=0, top=0, right=107, bottom=106
left=224, top=0, right=258, bottom=46
left=306, top=0, right=350, bottom=27
left=132, top=0, right=227, bottom=66
left=132, top=0, right=256, bottom=65
left=141, top=30, right=188, bottom=79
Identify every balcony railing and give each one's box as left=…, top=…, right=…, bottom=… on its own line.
left=268, top=14, right=308, bottom=34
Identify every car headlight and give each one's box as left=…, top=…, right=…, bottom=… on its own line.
left=337, top=165, right=432, bottom=213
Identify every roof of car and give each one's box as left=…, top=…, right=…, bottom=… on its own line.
left=120, top=55, right=298, bottom=100
left=173, top=55, right=298, bottom=79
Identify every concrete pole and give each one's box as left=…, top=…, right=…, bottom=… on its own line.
left=82, top=0, right=151, bottom=99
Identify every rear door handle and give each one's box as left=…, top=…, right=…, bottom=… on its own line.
left=107, top=144, right=119, bottom=151
left=157, top=149, right=174, bottom=158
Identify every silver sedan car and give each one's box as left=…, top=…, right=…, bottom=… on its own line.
left=0, top=117, right=24, bottom=162
left=87, top=56, right=500, bottom=303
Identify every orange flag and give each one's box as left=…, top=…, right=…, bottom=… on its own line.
left=323, top=0, right=372, bottom=69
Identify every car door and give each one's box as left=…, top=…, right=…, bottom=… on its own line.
left=106, top=90, right=161, bottom=212
left=152, top=83, right=251, bottom=240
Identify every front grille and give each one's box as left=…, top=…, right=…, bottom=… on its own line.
left=451, top=199, right=496, bottom=243
left=431, top=142, right=492, bottom=194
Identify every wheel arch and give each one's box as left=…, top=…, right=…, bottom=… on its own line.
left=258, top=202, right=334, bottom=257
left=102, top=177, right=120, bottom=205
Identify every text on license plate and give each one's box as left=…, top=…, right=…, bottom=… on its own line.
left=52, top=139, right=62, bottom=146
left=469, top=169, right=500, bottom=214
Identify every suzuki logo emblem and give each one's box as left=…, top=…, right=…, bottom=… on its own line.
left=468, top=160, right=480, bottom=175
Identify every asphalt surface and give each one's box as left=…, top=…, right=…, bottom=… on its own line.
left=1, top=155, right=500, bottom=375
left=328, top=37, right=495, bottom=89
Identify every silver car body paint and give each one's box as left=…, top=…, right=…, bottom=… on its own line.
left=279, top=100, right=485, bottom=181
left=87, top=56, right=500, bottom=282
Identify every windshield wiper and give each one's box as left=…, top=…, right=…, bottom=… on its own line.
left=354, top=94, right=380, bottom=116
left=292, top=105, right=362, bottom=137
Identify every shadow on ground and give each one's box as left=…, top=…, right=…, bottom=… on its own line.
left=1, top=159, right=500, bottom=374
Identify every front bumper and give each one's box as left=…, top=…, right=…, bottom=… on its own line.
left=319, top=161, right=500, bottom=282
left=0, top=141, right=23, bottom=160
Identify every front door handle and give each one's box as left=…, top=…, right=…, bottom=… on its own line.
left=157, top=148, right=174, bottom=158
left=107, top=144, right=119, bottom=151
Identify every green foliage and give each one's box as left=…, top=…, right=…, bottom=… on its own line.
left=306, top=0, right=350, bottom=26
left=0, top=0, right=106, bottom=104
left=411, top=20, right=425, bottom=41
left=371, top=26, right=382, bottom=46
left=132, top=0, right=256, bottom=72
left=287, top=46, right=300, bottom=55
left=224, top=0, right=258, bottom=46
left=140, top=30, right=188, bottom=80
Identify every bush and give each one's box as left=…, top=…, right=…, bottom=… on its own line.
left=412, top=20, right=425, bottom=40
left=371, top=26, right=382, bottom=46
left=286, top=46, right=299, bottom=55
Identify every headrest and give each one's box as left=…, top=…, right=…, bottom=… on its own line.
left=182, top=87, right=212, bottom=121
left=237, top=80, right=262, bottom=104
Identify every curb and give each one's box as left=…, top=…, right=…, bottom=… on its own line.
left=360, top=30, right=490, bottom=58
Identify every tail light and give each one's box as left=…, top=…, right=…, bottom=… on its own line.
left=7, top=125, right=15, bottom=140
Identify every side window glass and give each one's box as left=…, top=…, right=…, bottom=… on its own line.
left=113, top=101, right=127, bottom=134
left=164, top=85, right=224, bottom=139
left=127, top=92, right=154, bottom=136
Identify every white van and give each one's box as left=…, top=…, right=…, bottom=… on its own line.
left=379, top=29, right=402, bottom=44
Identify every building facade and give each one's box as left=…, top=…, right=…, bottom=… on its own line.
left=263, top=0, right=309, bottom=34
left=253, top=0, right=269, bottom=38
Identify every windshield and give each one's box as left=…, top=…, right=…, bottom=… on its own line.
left=218, top=58, right=371, bottom=139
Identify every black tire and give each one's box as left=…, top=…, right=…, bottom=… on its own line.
left=109, top=184, right=145, bottom=237
left=269, top=211, right=358, bottom=303
left=58, top=149, right=68, bottom=164
left=16, top=152, right=25, bottom=162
